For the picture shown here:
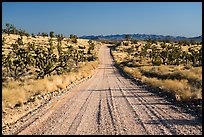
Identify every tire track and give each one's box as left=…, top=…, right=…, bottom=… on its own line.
left=107, top=75, right=136, bottom=135
left=96, top=92, right=102, bottom=132
left=66, top=65, right=107, bottom=135
left=97, top=60, right=117, bottom=135
left=66, top=86, right=94, bottom=134
left=105, top=60, right=133, bottom=134
left=108, top=64, right=151, bottom=134
left=102, top=47, right=128, bottom=134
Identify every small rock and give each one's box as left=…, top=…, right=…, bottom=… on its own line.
left=123, top=128, right=127, bottom=131
left=37, top=95, right=43, bottom=100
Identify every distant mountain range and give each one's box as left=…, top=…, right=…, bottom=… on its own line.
left=79, top=34, right=202, bottom=42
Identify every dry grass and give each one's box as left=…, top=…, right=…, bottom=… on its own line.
left=123, top=66, right=142, bottom=80
left=2, top=88, right=26, bottom=108
left=143, top=77, right=199, bottom=101
left=122, top=66, right=202, bottom=101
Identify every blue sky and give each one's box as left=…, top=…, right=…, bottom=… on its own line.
left=2, top=2, right=202, bottom=37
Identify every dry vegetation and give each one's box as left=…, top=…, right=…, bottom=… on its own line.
left=111, top=40, right=202, bottom=103
left=2, top=33, right=102, bottom=126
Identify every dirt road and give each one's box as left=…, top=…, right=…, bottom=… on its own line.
left=9, top=45, right=202, bottom=135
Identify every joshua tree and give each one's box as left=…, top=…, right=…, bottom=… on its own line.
left=50, top=31, right=55, bottom=38
left=70, top=34, right=78, bottom=43
left=31, top=33, right=36, bottom=38
left=88, top=40, right=95, bottom=54
left=41, top=32, right=48, bottom=37
left=5, top=23, right=10, bottom=34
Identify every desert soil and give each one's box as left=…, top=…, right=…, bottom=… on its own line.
left=4, top=44, right=202, bottom=135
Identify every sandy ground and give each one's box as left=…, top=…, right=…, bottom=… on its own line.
left=4, top=44, right=202, bottom=135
